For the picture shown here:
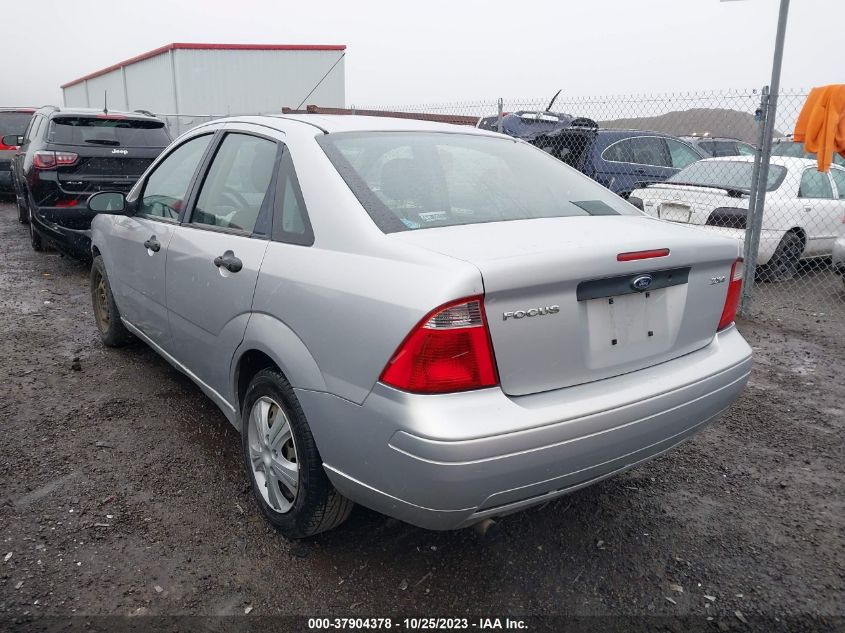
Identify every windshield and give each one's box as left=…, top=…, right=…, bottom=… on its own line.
left=667, top=160, right=787, bottom=192
left=49, top=117, right=170, bottom=148
left=0, top=112, right=33, bottom=136
left=317, top=132, right=639, bottom=232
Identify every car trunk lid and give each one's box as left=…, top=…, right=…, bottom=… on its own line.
left=392, top=215, right=741, bottom=396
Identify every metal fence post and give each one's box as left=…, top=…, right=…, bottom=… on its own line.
left=497, top=98, right=503, bottom=133
left=738, top=0, right=790, bottom=316
left=740, top=86, right=769, bottom=315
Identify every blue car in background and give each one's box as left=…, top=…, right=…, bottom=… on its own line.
left=479, top=111, right=705, bottom=198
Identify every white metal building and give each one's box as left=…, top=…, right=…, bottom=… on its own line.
left=61, top=43, right=346, bottom=134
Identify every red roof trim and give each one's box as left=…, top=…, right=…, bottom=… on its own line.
left=61, top=43, right=347, bottom=89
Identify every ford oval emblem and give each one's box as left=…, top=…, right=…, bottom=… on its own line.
left=631, top=275, right=653, bottom=291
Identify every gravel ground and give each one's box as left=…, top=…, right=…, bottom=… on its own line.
left=0, top=201, right=842, bottom=632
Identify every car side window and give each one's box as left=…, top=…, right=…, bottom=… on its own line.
left=139, top=134, right=212, bottom=220
left=272, top=149, right=314, bottom=245
left=603, top=137, right=670, bottom=167
left=696, top=141, right=714, bottom=157
left=798, top=169, right=834, bottom=199
left=191, top=133, right=278, bottom=234
left=666, top=139, right=701, bottom=168
left=829, top=168, right=845, bottom=199
left=23, top=116, right=38, bottom=143
left=27, top=117, right=43, bottom=143
left=737, top=143, right=756, bottom=157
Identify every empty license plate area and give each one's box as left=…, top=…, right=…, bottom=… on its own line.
left=659, top=203, right=691, bottom=223
left=582, top=288, right=676, bottom=370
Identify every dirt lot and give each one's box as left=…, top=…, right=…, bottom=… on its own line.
left=0, top=201, right=843, bottom=631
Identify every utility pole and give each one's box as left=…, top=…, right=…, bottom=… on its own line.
left=739, top=0, right=791, bottom=314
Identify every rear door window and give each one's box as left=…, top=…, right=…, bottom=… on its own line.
left=798, top=169, right=834, bottom=199
left=827, top=168, right=845, bottom=199
left=190, top=133, right=278, bottom=234
left=666, top=139, right=701, bottom=168
left=49, top=117, right=170, bottom=148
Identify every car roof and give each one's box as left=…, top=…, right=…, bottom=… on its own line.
left=0, top=107, right=36, bottom=114
left=209, top=114, right=504, bottom=136
left=36, top=106, right=163, bottom=121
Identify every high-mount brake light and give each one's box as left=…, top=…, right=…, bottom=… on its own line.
left=617, top=248, right=670, bottom=262
left=380, top=296, right=499, bottom=394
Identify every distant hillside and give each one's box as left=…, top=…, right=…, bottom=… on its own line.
left=599, top=108, right=782, bottom=144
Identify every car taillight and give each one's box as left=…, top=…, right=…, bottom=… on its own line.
left=717, top=259, right=743, bottom=331
left=380, top=296, right=499, bottom=394
left=33, top=150, right=78, bottom=169
left=0, top=142, right=18, bottom=151
left=55, top=199, right=79, bottom=207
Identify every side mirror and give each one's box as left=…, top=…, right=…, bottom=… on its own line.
left=2, top=134, right=23, bottom=147
left=87, top=191, right=126, bottom=214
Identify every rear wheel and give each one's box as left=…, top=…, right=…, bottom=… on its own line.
left=760, top=232, right=803, bottom=282
left=29, top=206, right=43, bottom=252
left=241, top=368, right=353, bottom=538
left=90, top=256, right=134, bottom=347
left=16, top=193, right=28, bottom=224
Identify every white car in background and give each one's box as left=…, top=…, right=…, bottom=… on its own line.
left=630, top=156, right=845, bottom=281
left=833, top=223, right=845, bottom=287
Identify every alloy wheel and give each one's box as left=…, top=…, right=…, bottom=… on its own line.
left=247, top=396, right=299, bottom=513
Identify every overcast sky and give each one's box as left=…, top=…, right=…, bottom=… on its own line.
left=4, top=0, right=842, bottom=109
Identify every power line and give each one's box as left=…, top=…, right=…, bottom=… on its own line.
left=295, top=52, right=346, bottom=110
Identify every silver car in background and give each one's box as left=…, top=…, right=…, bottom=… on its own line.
left=87, top=115, right=752, bottom=538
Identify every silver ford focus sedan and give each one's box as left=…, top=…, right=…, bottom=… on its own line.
left=86, top=115, right=752, bottom=538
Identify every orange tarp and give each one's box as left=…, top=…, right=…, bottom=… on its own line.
left=793, top=84, right=845, bottom=173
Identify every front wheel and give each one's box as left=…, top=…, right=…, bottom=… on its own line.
left=90, top=256, right=134, bottom=347
left=241, top=369, right=353, bottom=538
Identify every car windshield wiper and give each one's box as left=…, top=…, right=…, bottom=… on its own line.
left=84, top=139, right=120, bottom=146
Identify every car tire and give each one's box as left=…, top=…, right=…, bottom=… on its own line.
left=17, top=194, right=28, bottom=224
left=90, top=256, right=134, bottom=347
left=241, top=368, right=353, bottom=538
left=28, top=205, right=44, bottom=252
left=760, top=232, right=803, bottom=282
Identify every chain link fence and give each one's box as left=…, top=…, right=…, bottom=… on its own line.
left=160, top=89, right=845, bottom=327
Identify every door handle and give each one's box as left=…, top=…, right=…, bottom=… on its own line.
left=213, top=250, right=243, bottom=273
left=143, top=236, right=161, bottom=252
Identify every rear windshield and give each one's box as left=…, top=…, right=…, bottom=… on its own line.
left=49, top=117, right=170, bottom=148
left=0, top=112, right=33, bottom=136
left=771, top=140, right=845, bottom=166
left=317, top=131, right=639, bottom=232
left=667, top=160, right=787, bottom=192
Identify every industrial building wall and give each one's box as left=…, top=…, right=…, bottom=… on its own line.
left=173, top=48, right=345, bottom=115
left=61, top=46, right=346, bottom=135
left=124, top=52, right=176, bottom=114
left=85, top=70, right=128, bottom=111
left=62, top=82, right=88, bottom=107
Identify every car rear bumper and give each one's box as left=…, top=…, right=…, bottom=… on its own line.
left=31, top=206, right=92, bottom=259
left=297, top=326, right=752, bottom=530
